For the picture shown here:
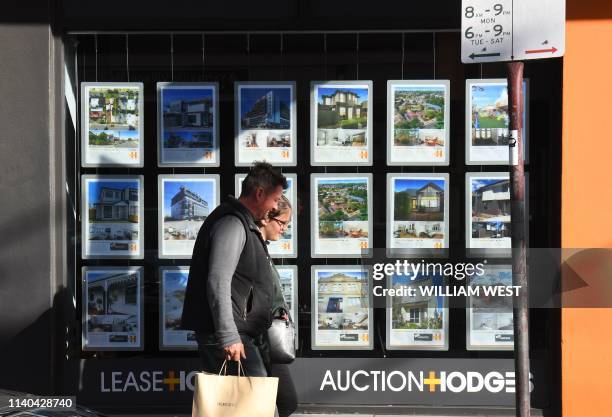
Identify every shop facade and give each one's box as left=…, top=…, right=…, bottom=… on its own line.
left=0, top=1, right=610, bottom=416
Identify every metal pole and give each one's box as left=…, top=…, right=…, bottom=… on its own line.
left=507, top=61, right=530, bottom=417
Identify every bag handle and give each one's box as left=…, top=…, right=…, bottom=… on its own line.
left=218, top=360, right=248, bottom=377
left=218, top=360, right=228, bottom=376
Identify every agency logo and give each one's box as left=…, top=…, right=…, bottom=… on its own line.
left=100, top=370, right=199, bottom=393
left=320, top=369, right=534, bottom=394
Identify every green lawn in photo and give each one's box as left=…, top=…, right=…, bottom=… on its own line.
left=339, top=117, right=367, bottom=129
left=475, top=115, right=506, bottom=128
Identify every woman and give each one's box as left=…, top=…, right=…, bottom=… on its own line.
left=258, top=195, right=298, bottom=417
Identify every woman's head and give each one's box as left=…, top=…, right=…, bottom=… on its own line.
left=259, top=194, right=292, bottom=242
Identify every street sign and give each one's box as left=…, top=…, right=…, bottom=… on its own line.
left=461, top=0, right=565, bottom=63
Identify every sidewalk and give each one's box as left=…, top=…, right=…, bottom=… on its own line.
left=109, top=406, right=546, bottom=417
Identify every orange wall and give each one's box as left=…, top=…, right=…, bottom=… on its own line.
left=562, top=8, right=612, bottom=417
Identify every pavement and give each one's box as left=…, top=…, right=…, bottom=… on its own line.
left=108, top=407, right=546, bottom=417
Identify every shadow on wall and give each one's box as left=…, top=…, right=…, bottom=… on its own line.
left=0, top=287, right=76, bottom=396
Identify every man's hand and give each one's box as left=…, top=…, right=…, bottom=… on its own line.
left=223, top=342, right=246, bottom=361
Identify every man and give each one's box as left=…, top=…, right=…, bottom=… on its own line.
left=181, top=162, right=287, bottom=376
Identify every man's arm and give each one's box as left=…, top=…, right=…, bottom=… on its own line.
left=206, top=215, right=246, bottom=350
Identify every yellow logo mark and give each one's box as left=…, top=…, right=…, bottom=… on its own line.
left=424, top=371, right=441, bottom=392
left=163, top=370, right=181, bottom=392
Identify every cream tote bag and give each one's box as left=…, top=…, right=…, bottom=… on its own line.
left=192, top=361, right=279, bottom=417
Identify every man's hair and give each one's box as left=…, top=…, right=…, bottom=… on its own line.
left=267, top=194, right=291, bottom=219
left=240, top=162, right=288, bottom=198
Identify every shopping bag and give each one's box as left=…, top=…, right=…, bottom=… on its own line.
left=192, top=361, right=279, bottom=417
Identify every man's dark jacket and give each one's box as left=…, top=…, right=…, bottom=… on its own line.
left=181, top=196, right=275, bottom=338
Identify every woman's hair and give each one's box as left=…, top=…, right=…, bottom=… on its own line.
left=267, top=194, right=292, bottom=219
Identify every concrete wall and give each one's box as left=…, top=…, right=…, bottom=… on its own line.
left=0, top=15, right=63, bottom=393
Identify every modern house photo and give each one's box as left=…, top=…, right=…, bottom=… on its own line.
left=89, top=183, right=139, bottom=223
left=394, top=179, right=445, bottom=222
left=471, top=178, right=511, bottom=221
left=162, top=88, right=214, bottom=130
left=317, top=87, right=369, bottom=129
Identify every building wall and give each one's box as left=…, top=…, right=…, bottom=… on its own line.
left=563, top=1, right=612, bottom=415
left=0, top=21, right=57, bottom=393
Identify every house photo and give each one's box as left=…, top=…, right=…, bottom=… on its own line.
left=394, top=178, right=445, bottom=222
left=471, top=178, right=511, bottom=222
left=391, top=275, right=444, bottom=330
left=88, top=181, right=139, bottom=223
left=317, top=87, right=369, bottom=130
left=316, top=270, right=368, bottom=324
left=161, top=87, right=214, bottom=130
left=86, top=270, right=140, bottom=331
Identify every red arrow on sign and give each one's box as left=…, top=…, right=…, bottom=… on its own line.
left=525, top=46, right=558, bottom=54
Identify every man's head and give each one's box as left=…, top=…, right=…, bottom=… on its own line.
left=238, top=162, right=288, bottom=220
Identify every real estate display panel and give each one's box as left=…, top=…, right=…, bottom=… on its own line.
left=311, top=266, right=373, bottom=350
left=159, top=267, right=197, bottom=350
left=311, top=81, right=373, bottom=166
left=81, top=82, right=144, bottom=167
left=235, top=82, right=297, bottom=166
left=311, top=174, right=372, bottom=258
left=157, top=83, right=220, bottom=167
left=235, top=173, right=298, bottom=258
left=387, top=173, right=450, bottom=255
left=81, top=175, right=144, bottom=259
left=276, top=265, right=299, bottom=349
left=82, top=267, right=144, bottom=351
left=387, top=80, right=450, bottom=165
left=466, top=172, right=512, bottom=252
left=466, top=265, right=514, bottom=351
left=465, top=79, right=529, bottom=165
left=386, top=272, right=449, bottom=350
left=158, top=174, right=220, bottom=259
